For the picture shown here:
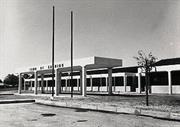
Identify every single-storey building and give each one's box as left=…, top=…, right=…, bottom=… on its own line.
left=16, top=56, right=180, bottom=96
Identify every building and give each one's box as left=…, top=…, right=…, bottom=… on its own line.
left=17, top=56, right=180, bottom=96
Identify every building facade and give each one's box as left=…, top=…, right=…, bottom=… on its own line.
left=17, top=57, right=180, bottom=96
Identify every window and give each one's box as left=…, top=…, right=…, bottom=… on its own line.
left=172, top=71, right=180, bottom=85
left=61, top=80, right=65, bottom=87
left=101, top=78, right=106, bottom=86
left=92, top=78, right=100, bottom=86
left=67, top=79, right=77, bottom=86
left=87, top=78, right=90, bottom=86
left=149, top=72, right=168, bottom=85
left=115, top=77, right=123, bottom=86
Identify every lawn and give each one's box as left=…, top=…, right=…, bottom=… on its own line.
left=1, top=89, right=180, bottom=113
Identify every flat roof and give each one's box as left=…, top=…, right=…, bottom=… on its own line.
left=154, top=57, right=180, bottom=66
left=16, top=56, right=122, bottom=73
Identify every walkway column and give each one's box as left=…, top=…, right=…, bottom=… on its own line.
left=77, top=78, right=79, bottom=91
left=59, top=72, right=62, bottom=94
left=65, top=79, right=68, bottom=92
left=138, top=73, right=141, bottom=93
left=18, top=73, right=22, bottom=94
left=24, top=80, right=26, bottom=90
left=168, top=71, right=172, bottom=95
left=106, top=77, right=108, bottom=92
left=81, top=66, right=87, bottom=97
left=34, top=71, right=38, bottom=94
left=46, top=80, right=48, bottom=91
left=30, top=80, right=33, bottom=91
left=80, top=71, right=82, bottom=94
left=113, top=77, right=116, bottom=92
left=55, top=69, right=60, bottom=96
left=90, top=76, right=93, bottom=91
left=37, top=81, right=40, bottom=91
left=108, top=67, right=112, bottom=95
left=123, top=74, right=127, bottom=92
left=41, top=74, right=44, bottom=93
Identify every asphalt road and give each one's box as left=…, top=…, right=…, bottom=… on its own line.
left=0, top=103, right=179, bottom=127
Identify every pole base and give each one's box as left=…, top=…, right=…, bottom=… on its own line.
left=50, top=96, right=54, bottom=100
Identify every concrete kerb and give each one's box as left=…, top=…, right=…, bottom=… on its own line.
left=0, top=94, right=14, bottom=95
left=0, top=99, right=35, bottom=104
left=35, top=99, right=180, bottom=122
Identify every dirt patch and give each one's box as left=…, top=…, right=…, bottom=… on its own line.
left=77, top=120, right=88, bottom=122
left=41, top=113, right=56, bottom=117
left=75, top=109, right=89, bottom=112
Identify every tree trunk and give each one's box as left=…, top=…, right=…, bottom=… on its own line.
left=145, top=71, right=149, bottom=106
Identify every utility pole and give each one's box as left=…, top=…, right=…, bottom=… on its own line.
left=52, top=6, right=55, bottom=97
left=70, top=11, right=73, bottom=98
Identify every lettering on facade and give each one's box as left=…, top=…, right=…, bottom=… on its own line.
left=29, top=67, right=37, bottom=71
left=29, top=64, right=64, bottom=71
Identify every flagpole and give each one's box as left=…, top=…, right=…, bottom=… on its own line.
left=52, top=6, right=55, bottom=97
left=70, top=11, right=73, bottom=98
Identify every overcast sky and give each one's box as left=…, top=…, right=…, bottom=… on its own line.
left=0, top=0, right=180, bottom=79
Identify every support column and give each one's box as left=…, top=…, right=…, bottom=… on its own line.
left=168, top=71, right=172, bottom=95
left=81, top=66, right=87, bottom=97
left=77, top=78, right=79, bottom=91
left=98, top=77, right=101, bottom=92
left=108, top=68, right=112, bottom=95
left=46, top=80, right=48, bottom=91
left=65, top=79, right=67, bottom=92
left=90, top=76, right=93, bottom=91
left=80, top=71, right=82, bottom=94
left=55, top=69, right=60, bottom=96
left=24, top=80, right=26, bottom=90
left=137, top=73, right=141, bottom=93
left=59, top=72, right=62, bottom=94
left=18, top=73, right=22, bottom=94
left=34, top=71, right=38, bottom=94
left=37, top=81, right=40, bottom=91
left=30, top=81, right=33, bottom=91
left=106, top=77, right=108, bottom=92
left=41, top=74, right=44, bottom=93
left=123, top=74, right=127, bottom=92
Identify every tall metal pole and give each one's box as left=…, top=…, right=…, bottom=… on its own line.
left=70, top=11, right=73, bottom=98
left=52, top=6, right=55, bottom=97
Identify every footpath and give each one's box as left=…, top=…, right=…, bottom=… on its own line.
left=10, top=93, right=180, bottom=122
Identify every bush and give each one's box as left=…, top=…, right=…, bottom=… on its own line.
left=3, top=74, right=18, bottom=87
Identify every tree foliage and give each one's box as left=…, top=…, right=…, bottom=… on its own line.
left=3, top=74, right=18, bottom=86
left=0, top=79, right=2, bottom=83
left=133, top=50, right=157, bottom=72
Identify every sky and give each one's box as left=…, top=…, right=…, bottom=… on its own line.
left=0, top=0, right=180, bottom=79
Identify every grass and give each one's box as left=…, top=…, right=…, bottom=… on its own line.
left=1, top=89, right=180, bottom=113
left=50, top=94, right=180, bottom=113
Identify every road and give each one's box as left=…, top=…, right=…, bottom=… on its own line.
left=0, top=103, right=179, bottom=127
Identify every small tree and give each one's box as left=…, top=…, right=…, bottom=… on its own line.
left=134, top=50, right=157, bottom=106
left=3, top=74, right=19, bottom=87
left=0, top=79, right=2, bottom=83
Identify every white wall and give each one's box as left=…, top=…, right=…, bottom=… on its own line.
left=151, top=86, right=169, bottom=94
left=152, top=85, right=180, bottom=94
left=172, top=86, right=180, bottom=94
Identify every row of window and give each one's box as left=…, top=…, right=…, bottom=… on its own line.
left=27, top=77, right=136, bottom=87
left=26, top=71, right=180, bottom=87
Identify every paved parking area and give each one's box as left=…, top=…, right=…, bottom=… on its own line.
left=0, top=103, right=179, bottom=127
